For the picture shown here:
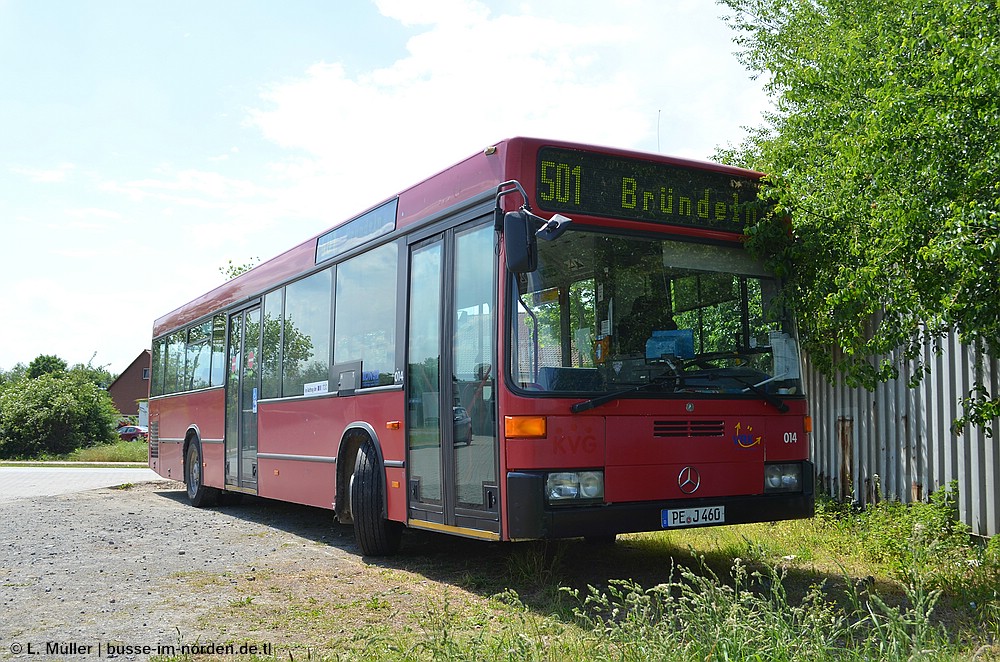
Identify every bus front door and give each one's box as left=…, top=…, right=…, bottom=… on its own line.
left=406, top=221, right=499, bottom=537
left=225, top=305, right=262, bottom=492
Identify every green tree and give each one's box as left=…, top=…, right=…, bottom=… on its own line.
left=0, top=363, right=27, bottom=388
left=27, top=354, right=68, bottom=379
left=718, top=0, right=1000, bottom=430
left=0, top=373, right=119, bottom=459
left=69, top=353, right=116, bottom=389
left=219, top=257, right=261, bottom=281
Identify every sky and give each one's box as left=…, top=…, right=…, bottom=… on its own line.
left=0, top=0, right=770, bottom=375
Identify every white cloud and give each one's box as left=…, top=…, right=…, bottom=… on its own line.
left=65, top=207, right=123, bottom=220
left=375, top=0, right=490, bottom=27
left=10, top=162, right=76, bottom=183
left=246, top=0, right=768, bottom=221
left=101, top=169, right=263, bottom=203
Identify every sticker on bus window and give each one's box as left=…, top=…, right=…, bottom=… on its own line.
left=304, top=380, right=329, bottom=395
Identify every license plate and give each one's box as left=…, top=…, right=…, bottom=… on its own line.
left=662, top=506, right=726, bottom=528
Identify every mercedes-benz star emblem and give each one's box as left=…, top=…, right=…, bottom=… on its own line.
left=677, top=466, right=701, bottom=494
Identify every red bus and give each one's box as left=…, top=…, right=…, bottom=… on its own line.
left=148, top=137, right=813, bottom=555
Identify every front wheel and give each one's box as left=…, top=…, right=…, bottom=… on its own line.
left=351, top=438, right=402, bottom=556
left=185, top=440, right=219, bottom=507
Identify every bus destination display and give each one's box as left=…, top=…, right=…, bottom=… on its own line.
left=535, top=146, right=761, bottom=233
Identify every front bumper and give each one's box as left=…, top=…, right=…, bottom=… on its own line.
left=505, top=461, right=815, bottom=540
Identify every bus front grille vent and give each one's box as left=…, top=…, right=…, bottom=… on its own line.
left=653, top=420, right=725, bottom=438
left=149, top=421, right=159, bottom=458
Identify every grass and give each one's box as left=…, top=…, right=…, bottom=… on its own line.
left=0, top=439, right=149, bottom=465
left=3, top=437, right=992, bottom=661
left=149, top=486, right=1000, bottom=661
left=401, top=493, right=1000, bottom=661
left=66, top=439, right=149, bottom=463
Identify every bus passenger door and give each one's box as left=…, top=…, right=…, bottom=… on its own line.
left=407, top=220, right=499, bottom=536
left=225, top=305, right=262, bottom=492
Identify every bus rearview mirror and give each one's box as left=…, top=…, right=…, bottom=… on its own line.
left=504, top=210, right=537, bottom=273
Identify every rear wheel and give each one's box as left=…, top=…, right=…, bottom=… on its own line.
left=351, top=438, right=402, bottom=556
left=185, top=440, right=219, bottom=507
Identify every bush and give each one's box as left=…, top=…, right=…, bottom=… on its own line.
left=849, top=484, right=972, bottom=582
left=0, top=373, right=119, bottom=459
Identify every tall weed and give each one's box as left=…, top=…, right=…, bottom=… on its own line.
left=564, top=552, right=954, bottom=662
left=567, top=556, right=849, bottom=661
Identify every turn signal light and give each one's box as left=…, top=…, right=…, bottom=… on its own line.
left=505, top=415, right=547, bottom=438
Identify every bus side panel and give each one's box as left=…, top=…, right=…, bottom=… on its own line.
left=151, top=436, right=184, bottom=483
left=149, top=388, right=226, bottom=486
left=155, top=389, right=226, bottom=441
left=256, top=391, right=406, bottom=514
left=349, top=391, right=407, bottom=523
left=202, top=441, right=225, bottom=489
left=256, top=456, right=336, bottom=510
left=257, top=397, right=341, bottom=509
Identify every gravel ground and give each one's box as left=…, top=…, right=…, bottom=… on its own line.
left=0, top=477, right=771, bottom=661
left=0, top=481, right=371, bottom=660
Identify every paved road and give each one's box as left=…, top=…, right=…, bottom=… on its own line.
left=0, top=465, right=160, bottom=503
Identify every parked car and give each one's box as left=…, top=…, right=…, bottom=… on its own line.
left=453, top=406, right=472, bottom=445
left=117, top=425, right=148, bottom=442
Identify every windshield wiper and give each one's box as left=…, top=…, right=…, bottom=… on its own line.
left=570, top=375, right=678, bottom=414
left=569, top=365, right=789, bottom=414
left=710, top=372, right=789, bottom=413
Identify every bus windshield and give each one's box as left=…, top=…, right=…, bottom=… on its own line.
left=510, top=228, right=803, bottom=399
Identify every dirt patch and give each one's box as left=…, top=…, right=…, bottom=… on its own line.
left=1, top=482, right=368, bottom=658
left=1, top=481, right=636, bottom=659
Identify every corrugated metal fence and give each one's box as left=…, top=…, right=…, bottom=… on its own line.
left=806, top=333, right=1000, bottom=537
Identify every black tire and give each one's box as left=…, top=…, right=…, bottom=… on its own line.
left=351, top=438, right=402, bottom=556
left=185, top=440, right=219, bottom=508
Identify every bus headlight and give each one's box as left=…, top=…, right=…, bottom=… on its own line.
left=764, top=463, right=802, bottom=492
left=546, top=471, right=604, bottom=503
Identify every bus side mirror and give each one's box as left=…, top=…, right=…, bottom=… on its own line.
left=504, top=210, right=538, bottom=273
left=494, top=180, right=571, bottom=274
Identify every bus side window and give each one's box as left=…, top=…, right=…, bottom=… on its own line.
left=282, top=269, right=332, bottom=396
left=334, top=242, right=398, bottom=388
